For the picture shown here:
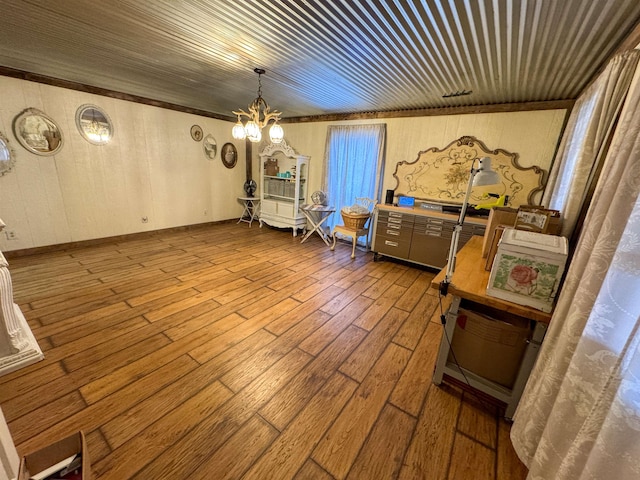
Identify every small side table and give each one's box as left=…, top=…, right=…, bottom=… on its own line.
left=300, top=204, right=336, bottom=246
left=237, top=197, right=260, bottom=227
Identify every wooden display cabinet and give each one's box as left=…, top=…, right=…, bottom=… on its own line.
left=258, top=140, right=309, bottom=236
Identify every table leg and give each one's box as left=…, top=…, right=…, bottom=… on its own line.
left=237, top=202, right=250, bottom=225
left=433, top=296, right=461, bottom=385
left=300, top=212, right=332, bottom=246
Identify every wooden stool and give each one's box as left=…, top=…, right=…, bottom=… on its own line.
left=331, top=224, right=370, bottom=259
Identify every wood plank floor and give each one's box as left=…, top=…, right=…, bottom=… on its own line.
left=1, top=222, right=529, bottom=479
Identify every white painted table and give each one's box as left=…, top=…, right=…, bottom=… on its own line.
left=237, top=197, right=260, bottom=227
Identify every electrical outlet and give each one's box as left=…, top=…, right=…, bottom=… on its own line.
left=141, top=217, right=149, bottom=223
left=5, top=230, right=17, bottom=240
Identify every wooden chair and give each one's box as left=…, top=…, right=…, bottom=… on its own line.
left=330, top=198, right=374, bottom=259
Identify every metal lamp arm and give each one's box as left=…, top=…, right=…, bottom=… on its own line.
left=440, top=160, right=478, bottom=296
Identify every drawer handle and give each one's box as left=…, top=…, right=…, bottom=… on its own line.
left=387, top=218, right=402, bottom=224
left=389, top=212, right=402, bottom=218
left=384, top=240, right=399, bottom=247
left=386, top=230, right=400, bottom=236
left=386, top=224, right=400, bottom=229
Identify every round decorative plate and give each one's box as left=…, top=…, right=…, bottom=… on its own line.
left=190, top=124, right=203, bottom=141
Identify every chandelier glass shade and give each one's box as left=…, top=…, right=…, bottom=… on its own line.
left=232, top=68, right=284, bottom=144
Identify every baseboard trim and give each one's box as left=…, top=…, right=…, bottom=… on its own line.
left=3, top=219, right=235, bottom=259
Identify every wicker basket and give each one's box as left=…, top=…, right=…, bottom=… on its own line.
left=341, top=211, right=370, bottom=230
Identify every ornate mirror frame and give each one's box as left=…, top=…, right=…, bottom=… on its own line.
left=0, top=131, right=16, bottom=176
left=13, top=108, right=64, bottom=156
left=76, top=104, right=113, bottom=145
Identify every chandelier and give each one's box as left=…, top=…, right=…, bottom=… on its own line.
left=232, top=68, right=284, bottom=144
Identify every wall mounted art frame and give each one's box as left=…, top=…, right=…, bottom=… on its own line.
left=393, top=136, right=546, bottom=207
left=221, top=142, right=237, bottom=168
left=191, top=125, right=203, bottom=142
left=0, top=131, right=16, bottom=176
left=12, top=108, right=63, bottom=156
left=76, top=104, right=113, bottom=145
left=203, top=134, right=217, bottom=160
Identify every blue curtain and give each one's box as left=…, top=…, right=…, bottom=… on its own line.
left=324, top=124, right=386, bottom=233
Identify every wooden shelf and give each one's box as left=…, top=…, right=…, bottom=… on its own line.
left=431, top=235, right=552, bottom=419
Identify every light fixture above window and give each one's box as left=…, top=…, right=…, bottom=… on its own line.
left=232, top=68, right=284, bottom=144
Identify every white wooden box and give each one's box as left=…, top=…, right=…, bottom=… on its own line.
left=487, top=228, right=568, bottom=312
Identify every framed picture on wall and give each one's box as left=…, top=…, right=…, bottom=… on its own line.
left=190, top=125, right=203, bottom=142
left=12, top=108, right=64, bottom=156
left=221, top=142, right=237, bottom=168
left=203, top=134, right=217, bottom=160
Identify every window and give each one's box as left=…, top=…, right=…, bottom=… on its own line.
left=324, top=124, right=386, bottom=234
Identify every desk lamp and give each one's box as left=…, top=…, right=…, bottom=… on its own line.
left=440, top=157, right=500, bottom=296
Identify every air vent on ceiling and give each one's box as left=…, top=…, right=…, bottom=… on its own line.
left=442, top=90, right=473, bottom=98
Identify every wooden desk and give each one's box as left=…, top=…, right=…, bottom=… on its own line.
left=431, top=236, right=551, bottom=419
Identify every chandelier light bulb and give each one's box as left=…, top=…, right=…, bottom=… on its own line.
left=245, top=120, right=260, bottom=139
left=269, top=123, right=284, bottom=144
left=248, top=129, right=262, bottom=143
left=232, top=121, right=246, bottom=140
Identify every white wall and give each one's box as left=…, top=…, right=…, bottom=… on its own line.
left=0, top=75, right=567, bottom=252
left=0, top=76, right=247, bottom=252
left=277, top=109, right=567, bottom=204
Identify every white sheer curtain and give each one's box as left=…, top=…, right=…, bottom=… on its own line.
left=323, top=124, right=386, bottom=233
left=542, top=50, right=640, bottom=239
left=511, top=58, right=640, bottom=480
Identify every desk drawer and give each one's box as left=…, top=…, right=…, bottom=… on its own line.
left=377, top=210, right=415, bottom=228
left=374, top=236, right=411, bottom=258
left=375, top=210, right=414, bottom=240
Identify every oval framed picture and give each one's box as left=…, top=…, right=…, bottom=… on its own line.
left=190, top=125, right=203, bottom=142
left=203, top=134, right=217, bottom=160
left=12, top=107, right=64, bottom=156
left=221, top=142, right=237, bottom=169
left=76, top=104, right=113, bottom=145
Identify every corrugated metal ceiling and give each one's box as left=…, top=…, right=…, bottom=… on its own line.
left=1, top=0, right=639, bottom=120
